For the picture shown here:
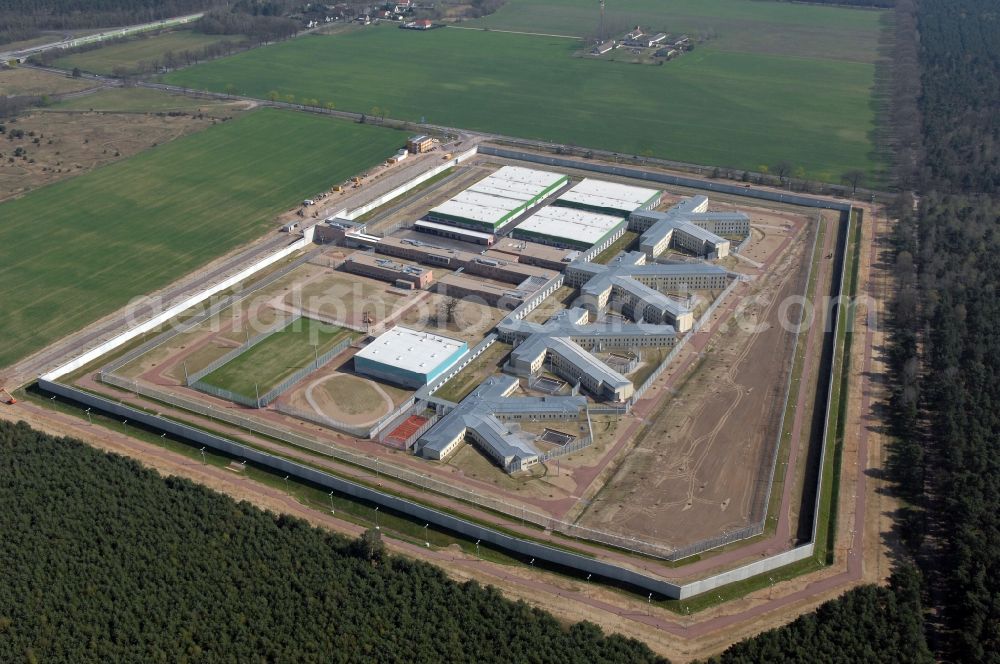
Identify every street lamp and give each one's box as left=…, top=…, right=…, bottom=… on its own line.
left=85, top=407, right=92, bottom=425
left=374, top=506, right=380, bottom=529
left=475, top=539, right=480, bottom=559
left=122, top=419, right=128, bottom=435
left=423, top=523, right=429, bottom=547
left=199, top=446, right=206, bottom=464
left=328, top=491, right=335, bottom=514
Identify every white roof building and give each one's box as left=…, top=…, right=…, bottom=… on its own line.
left=511, top=206, right=626, bottom=250
left=555, top=178, right=662, bottom=215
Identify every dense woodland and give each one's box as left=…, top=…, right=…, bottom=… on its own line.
left=885, top=0, right=1000, bottom=662
left=706, top=567, right=931, bottom=663
left=0, top=0, right=219, bottom=45
left=0, top=420, right=664, bottom=663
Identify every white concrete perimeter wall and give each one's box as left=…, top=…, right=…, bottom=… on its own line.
left=338, top=147, right=479, bottom=222
left=676, top=543, right=815, bottom=599
left=42, top=236, right=310, bottom=381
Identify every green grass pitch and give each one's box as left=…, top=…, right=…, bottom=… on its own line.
left=200, top=317, right=349, bottom=399
left=165, top=25, right=882, bottom=184
left=0, top=109, right=404, bottom=369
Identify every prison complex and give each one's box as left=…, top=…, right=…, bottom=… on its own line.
left=426, top=166, right=567, bottom=233
left=354, top=326, right=468, bottom=388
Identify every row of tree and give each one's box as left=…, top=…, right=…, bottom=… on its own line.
left=0, top=419, right=666, bottom=663
left=884, top=0, right=1000, bottom=661
left=0, top=0, right=219, bottom=45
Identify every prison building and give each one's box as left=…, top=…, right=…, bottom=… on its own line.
left=435, top=273, right=546, bottom=309
left=416, top=374, right=586, bottom=472
left=354, top=326, right=467, bottom=388
left=485, top=237, right=581, bottom=271
left=314, top=217, right=369, bottom=244
left=340, top=253, right=433, bottom=289
left=553, top=178, right=661, bottom=216
left=565, top=252, right=733, bottom=332
left=413, top=219, right=495, bottom=245
left=499, top=307, right=677, bottom=350
left=463, top=256, right=555, bottom=284
left=629, top=195, right=750, bottom=259
left=426, top=166, right=568, bottom=233
left=406, top=134, right=434, bottom=153
left=511, top=205, right=627, bottom=251
left=508, top=334, right=633, bottom=402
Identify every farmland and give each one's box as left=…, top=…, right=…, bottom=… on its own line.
left=200, top=317, right=349, bottom=399
left=462, top=0, right=886, bottom=63
left=52, top=30, right=242, bottom=75
left=165, top=26, right=881, bottom=183
left=0, top=109, right=405, bottom=368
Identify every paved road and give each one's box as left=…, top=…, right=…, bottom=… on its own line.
left=0, top=13, right=204, bottom=63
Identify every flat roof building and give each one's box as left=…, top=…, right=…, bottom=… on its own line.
left=427, top=166, right=568, bottom=232
left=417, top=374, right=586, bottom=472
left=630, top=195, right=749, bottom=259
left=354, top=326, right=467, bottom=388
left=407, top=134, right=433, bottom=153
left=486, top=237, right=581, bottom=271
left=511, top=206, right=627, bottom=250
left=498, top=307, right=678, bottom=403
left=414, top=219, right=494, bottom=245
left=565, top=252, right=734, bottom=332
left=555, top=178, right=661, bottom=216
left=340, top=253, right=433, bottom=289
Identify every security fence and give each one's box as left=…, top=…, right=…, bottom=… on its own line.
left=185, top=315, right=301, bottom=386
left=256, top=334, right=354, bottom=407
left=100, top=249, right=321, bottom=377
left=538, top=435, right=593, bottom=463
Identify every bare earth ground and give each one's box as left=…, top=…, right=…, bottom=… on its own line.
left=572, top=211, right=818, bottom=549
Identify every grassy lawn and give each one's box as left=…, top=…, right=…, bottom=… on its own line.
left=0, top=109, right=405, bottom=368
left=462, top=0, right=885, bottom=63
left=201, top=317, right=349, bottom=399
left=434, top=341, right=511, bottom=402
left=52, top=31, right=243, bottom=75
left=165, top=26, right=880, bottom=183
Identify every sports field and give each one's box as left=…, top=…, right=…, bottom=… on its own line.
left=53, top=31, right=242, bottom=75
left=0, top=109, right=405, bottom=368
left=165, top=25, right=881, bottom=183
left=201, top=317, right=349, bottom=399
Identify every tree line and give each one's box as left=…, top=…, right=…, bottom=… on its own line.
left=0, top=419, right=665, bottom=663
left=883, top=0, right=1000, bottom=661
left=0, top=0, right=219, bottom=45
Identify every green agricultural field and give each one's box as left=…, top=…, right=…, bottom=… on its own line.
left=0, top=109, right=405, bottom=368
left=200, top=317, right=349, bottom=398
left=53, top=31, right=242, bottom=75
left=165, top=26, right=881, bottom=183
left=462, top=0, right=886, bottom=63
